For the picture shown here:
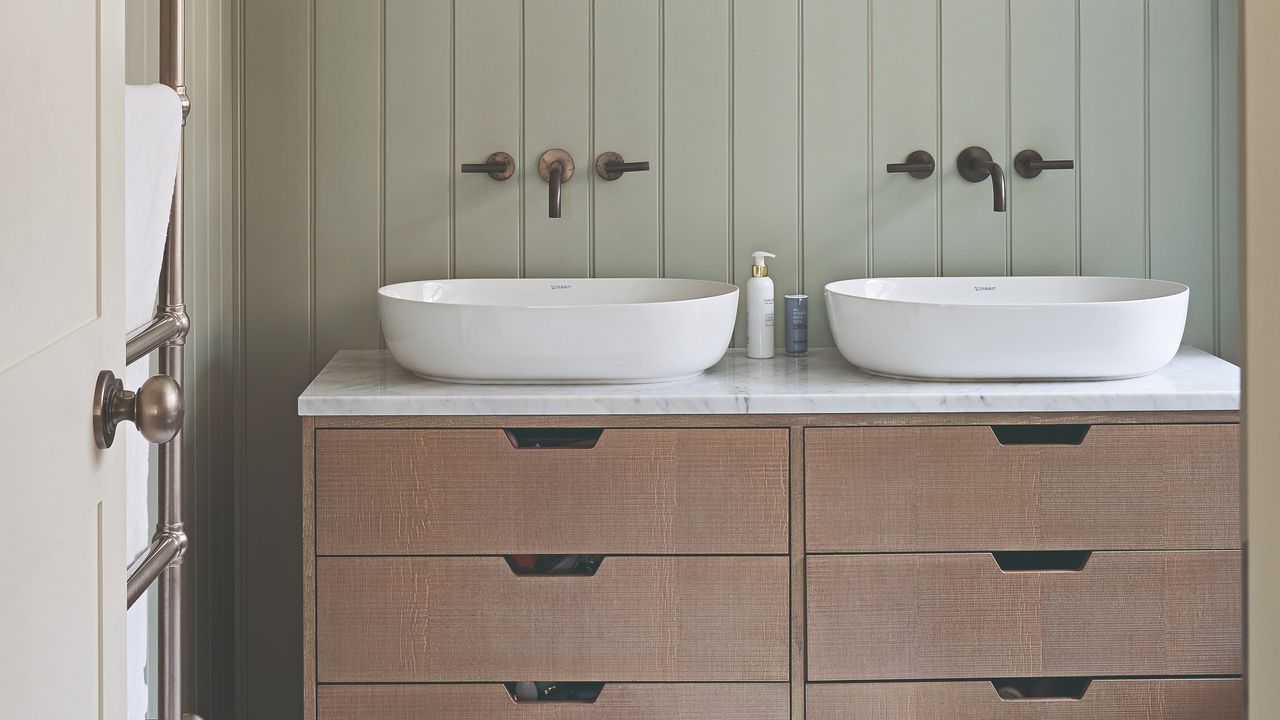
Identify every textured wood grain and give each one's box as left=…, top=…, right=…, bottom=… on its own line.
left=788, top=427, right=805, bottom=720
left=318, top=683, right=790, bottom=720
left=317, top=555, right=789, bottom=682
left=806, top=424, right=1239, bottom=552
left=807, top=551, right=1242, bottom=681
left=315, top=428, right=788, bottom=555
left=807, top=679, right=1242, bottom=720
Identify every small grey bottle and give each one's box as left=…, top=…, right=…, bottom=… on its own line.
left=784, top=294, right=808, bottom=355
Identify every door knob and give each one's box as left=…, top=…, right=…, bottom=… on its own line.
left=886, top=150, right=935, bottom=179
left=1014, top=149, right=1075, bottom=179
left=93, top=370, right=184, bottom=449
left=595, top=152, right=650, bottom=181
left=460, top=151, right=515, bottom=181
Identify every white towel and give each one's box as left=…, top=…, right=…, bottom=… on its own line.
left=124, top=83, right=182, bottom=720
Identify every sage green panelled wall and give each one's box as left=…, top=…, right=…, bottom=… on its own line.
left=238, top=2, right=1238, bottom=718
left=245, top=0, right=1240, bottom=358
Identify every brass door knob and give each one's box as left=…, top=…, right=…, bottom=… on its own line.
left=93, top=370, right=184, bottom=449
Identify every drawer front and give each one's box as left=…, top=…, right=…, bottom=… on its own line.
left=806, top=424, right=1239, bottom=552
left=806, top=679, right=1242, bottom=720
left=316, top=428, right=789, bottom=555
left=317, top=555, right=789, bottom=682
left=806, top=551, right=1241, bottom=680
left=318, top=683, right=790, bottom=720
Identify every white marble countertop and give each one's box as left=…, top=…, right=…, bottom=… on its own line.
left=298, top=346, right=1239, bottom=416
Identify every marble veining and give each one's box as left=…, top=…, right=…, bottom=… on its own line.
left=298, top=346, right=1239, bottom=416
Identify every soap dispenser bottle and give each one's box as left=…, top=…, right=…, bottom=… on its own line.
left=747, top=251, right=777, bottom=359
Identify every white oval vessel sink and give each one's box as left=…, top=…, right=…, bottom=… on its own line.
left=825, top=276, right=1189, bottom=381
left=379, top=278, right=739, bottom=383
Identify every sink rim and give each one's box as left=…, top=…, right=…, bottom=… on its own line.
left=379, top=277, right=739, bottom=311
left=825, top=276, right=1188, bottom=309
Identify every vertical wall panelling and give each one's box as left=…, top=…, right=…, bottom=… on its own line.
left=661, top=0, right=732, bottom=283
left=1009, top=0, right=1078, bottom=275
left=733, top=0, right=800, bottom=347
left=592, top=0, right=661, bottom=277
left=241, top=0, right=311, bottom=717
left=454, top=0, right=521, bottom=278
left=523, top=0, right=592, bottom=277
left=802, top=0, right=871, bottom=348
left=384, top=0, right=452, bottom=284
left=314, top=0, right=383, bottom=368
left=1078, top=0, right=1146, bottom=279
left=870, top=0, right=940, bottom=277
left=940, top=0, right=1009, bottom=276
left=1149, top=0, right=1216, bottom=350
left=1216, top=0, right=1240, bottom=361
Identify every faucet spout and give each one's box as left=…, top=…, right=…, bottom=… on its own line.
left=956, top=146, right=1007, bottom=213
left=985, top=159, right=1006, bottom=212
left=537, top=148, right=576, bottom=220
left=548, top=162, right=563, bottom=219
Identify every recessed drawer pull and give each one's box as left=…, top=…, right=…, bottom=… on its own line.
left=505, top=681, right=605, bottom=703
left=992, top=677, right=1091, bottom=701
left=504, top=554, right=605, bottom=576
left=990, top=424, right=1090, bottom=445
left=992, top=550, right=1092, bottom=572
left=504, top=428, right=605, bottom=449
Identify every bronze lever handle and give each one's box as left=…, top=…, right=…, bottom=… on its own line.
left=460, top=151, right=515, bottom=181
left=1014, top=149, right=1074, bottom=179
left=595, top=151, right=650, bottom=181
left=886, top=150, right=935, bottom=179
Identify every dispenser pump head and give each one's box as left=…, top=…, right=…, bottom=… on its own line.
left=751, top=251, right=776, bottom=277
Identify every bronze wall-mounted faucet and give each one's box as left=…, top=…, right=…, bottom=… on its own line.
left=957, top=146, right=1006, bottom=212
left=538, top=148, right=575, bottom=219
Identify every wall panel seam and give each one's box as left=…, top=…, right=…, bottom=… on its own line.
left=935, top=0, right=943, bottom=276
left=308, top=0, right=318, bottom=375
left=1212, top=0, right=1222, bottom=354
left=796, top=0, right=805, bottom=294
left=378, top=0, right=386, bottom=329
left=1074, top=0, right=1082, bottom=276
left=588, top=0, right=596, bottom=278
left=518, top=0, right=526, bottom=278
left=231, top=2, right=247, bottom=715
left=727, top=0, right=735, bottom=284
left=866, top=0, right=874, bottom=276
left=449, top=0, right=456, bottom=279
left=660, top=0, right=667, bottom=278
left=1005, top=0, right=1013, bottom=276
left=1143, top=0, right=1151, bottom=279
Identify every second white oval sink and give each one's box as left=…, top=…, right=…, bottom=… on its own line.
left=379, top=278, right=739, bottom=383
left=825, top=276, right=1189, bottom=381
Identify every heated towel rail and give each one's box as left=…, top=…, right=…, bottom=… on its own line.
left=123, top=2, right=193, bottom=719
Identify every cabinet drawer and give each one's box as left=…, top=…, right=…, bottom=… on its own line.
left=316, top=555, right=789, bottom=682
left=318, top=683, right=790, bottom=720
left=806, top=424, right=1238, bottom=552
left=315, top=428, right=789, bottom=555
left=806, top=551, right=1241, bottom=680
left=806, top=679, right=1242, bottom=720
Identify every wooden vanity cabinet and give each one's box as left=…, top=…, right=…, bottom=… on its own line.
left=302, top=413, right=1241, bottom=720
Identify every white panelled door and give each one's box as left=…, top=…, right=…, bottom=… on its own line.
left=0, top=1, right=126, bottom=719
